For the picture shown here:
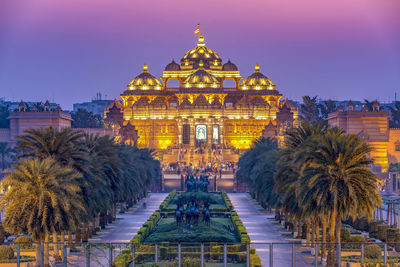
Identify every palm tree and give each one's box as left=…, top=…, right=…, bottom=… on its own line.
left=237, top=138, right=280, bottom=208
left=298, top=131, right=382, bottom=266
left=299, top=96, right=321, bottom=123
left=15, top=127, right=87, bottom=169
left=0, top=157, right=85, bottom=267
left=0, top=142, right=15, bottom=170
left=320, top=100, right=337, bottom=119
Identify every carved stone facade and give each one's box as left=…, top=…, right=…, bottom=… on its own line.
left=327, top=102, right=390, bottom=172
left=105, top=34, right=298, bottom=163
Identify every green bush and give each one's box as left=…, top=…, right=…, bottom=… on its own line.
left=0, top=246, right=14, bottom=260
left=364, top=244, right=382, bottom=259
left=250, top=254, right=262, bottom=267
left=112, top=250, right=131, bottom=267
left=160, top=247, right=168, bottom=259
left=377, top=224, right=389, bottom=241
left=15, top=236, right=33, bottom=249
left=341, top=228, right=351, bottom=241
left=182, top=257, right=201, bottom=267
left=349, top=235, right=365, bottom=242
left=386, top=228, right=399, bottom=245
left=168, top=261, right=178, bottom=267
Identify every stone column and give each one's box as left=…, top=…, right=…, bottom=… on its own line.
left=207, top=119, right=212, bottom=147
left=189, top=119, right=195, bottom=148
left=177, top=120, right=183, bottom=146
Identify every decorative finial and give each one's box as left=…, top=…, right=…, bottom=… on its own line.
left=199, top=60, right=204, bottom=68
left=143, top=63, right=148, bottom=72
left=197, top=34, right=205, bottom=47
left=255, top=63, right=260, bottom=72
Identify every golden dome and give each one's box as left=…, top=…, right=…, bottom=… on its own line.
left=165, top=59, right=181, bottom=71
left=222, top=59, right=238, bottom=71
left=127, top=64, right=163, bottom=90
left=183, top=61, right=220, bottom=88
left=240, top=64, right=275, bottom=90
left=181, top=34, right=222, bottom=69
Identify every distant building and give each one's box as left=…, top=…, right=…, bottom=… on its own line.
left=327, top=100, right=400, bottom=173
left=0, top=100, right=113, bottom=145
left=0, top=98, right=59, bottom=111
left=73, top=93, right=112, bottom=117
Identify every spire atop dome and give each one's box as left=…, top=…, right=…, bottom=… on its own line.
left=143, top=63, right=149, bottom=73
left=197, top=34, right=205, bottom=47
left=254, top=63, right=260, bottom=73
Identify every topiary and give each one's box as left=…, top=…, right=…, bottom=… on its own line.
left=15, top=236, right=33, bottom=249
left=0, top=245, right=14, bottom=260
left=364, top=244, right=382, bottom=259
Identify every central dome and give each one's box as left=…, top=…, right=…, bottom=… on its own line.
left=183, top=61, right=220, bottom=88
left=181, top=34, right=222, bottom=69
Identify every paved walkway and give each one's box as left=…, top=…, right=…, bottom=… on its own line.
left=66, top=193, right=168, bottom=267
left=228, top=193, right=310, bottom=267
left=89, top=193, right=168, bottom=243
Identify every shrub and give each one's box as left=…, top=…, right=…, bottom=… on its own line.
left=0, top=246, right=14, bottom=260
left=386, top=228, right=399, bottom=246
left=168, top=261, right=178, bottom=267
left=112, top=251, right=131, bottom=267
left=15, top=236, right=33, bottom=249
left=250, top=254, right=262, bottom=267
left=160, top=247, right=168, bottom=259
left=349, top=235, right=365, bottom=243
left=341, top=228, right=351, bottom=241
left=377, top=224, right=389, bottom=241
left=364, top=244, right=382, bottom=259
left=182, top=257, right=201, bottom=267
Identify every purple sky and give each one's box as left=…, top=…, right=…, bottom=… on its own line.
left=1, top=0, right=399, bottom=110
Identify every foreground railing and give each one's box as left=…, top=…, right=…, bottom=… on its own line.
left=1, top=241, right=400, bottom=266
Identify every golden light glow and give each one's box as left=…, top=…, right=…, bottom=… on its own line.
left=117, top=34, right=299, bottom=156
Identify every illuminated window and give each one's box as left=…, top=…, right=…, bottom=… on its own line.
left=212, top=125, right=219, bottom=144
left=196, top=125, right=207, bottom=143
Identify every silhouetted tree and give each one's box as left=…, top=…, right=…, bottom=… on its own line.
left=320, top=100, right=337, bottom=119
left=71, top=109, right=103, bottom=128
left=389, top=101, right=400, bottom=128
left=299, top=96, right=321, bottom=123
left=0, top=106, right=10, bottom=128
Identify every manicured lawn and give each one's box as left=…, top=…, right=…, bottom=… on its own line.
left=144, top=217, right=239, bottom=243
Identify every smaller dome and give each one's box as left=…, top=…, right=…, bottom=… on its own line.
left=127, top=64, right=163, bottom=90
left=165, top=59, right=181, bottom=71
left=222, top=59, right=238, bottom=71
left=183, top=61, right=220, bottom=88
left=240, top=64, right=275, bottom=90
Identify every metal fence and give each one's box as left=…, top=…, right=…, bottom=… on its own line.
left=2, top=241, right=400, bottom=267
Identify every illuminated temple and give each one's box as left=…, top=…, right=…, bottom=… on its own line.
left=105, top=34, right=299, bottom=164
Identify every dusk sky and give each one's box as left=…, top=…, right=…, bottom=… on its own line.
left=1, top=0, right=399, bottom=110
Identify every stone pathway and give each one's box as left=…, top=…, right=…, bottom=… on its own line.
left=89, top=193, right=168, bottom=243
left=228, top=193, right=311, bottom=267
left=67, top=193, right=168, bottom=266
